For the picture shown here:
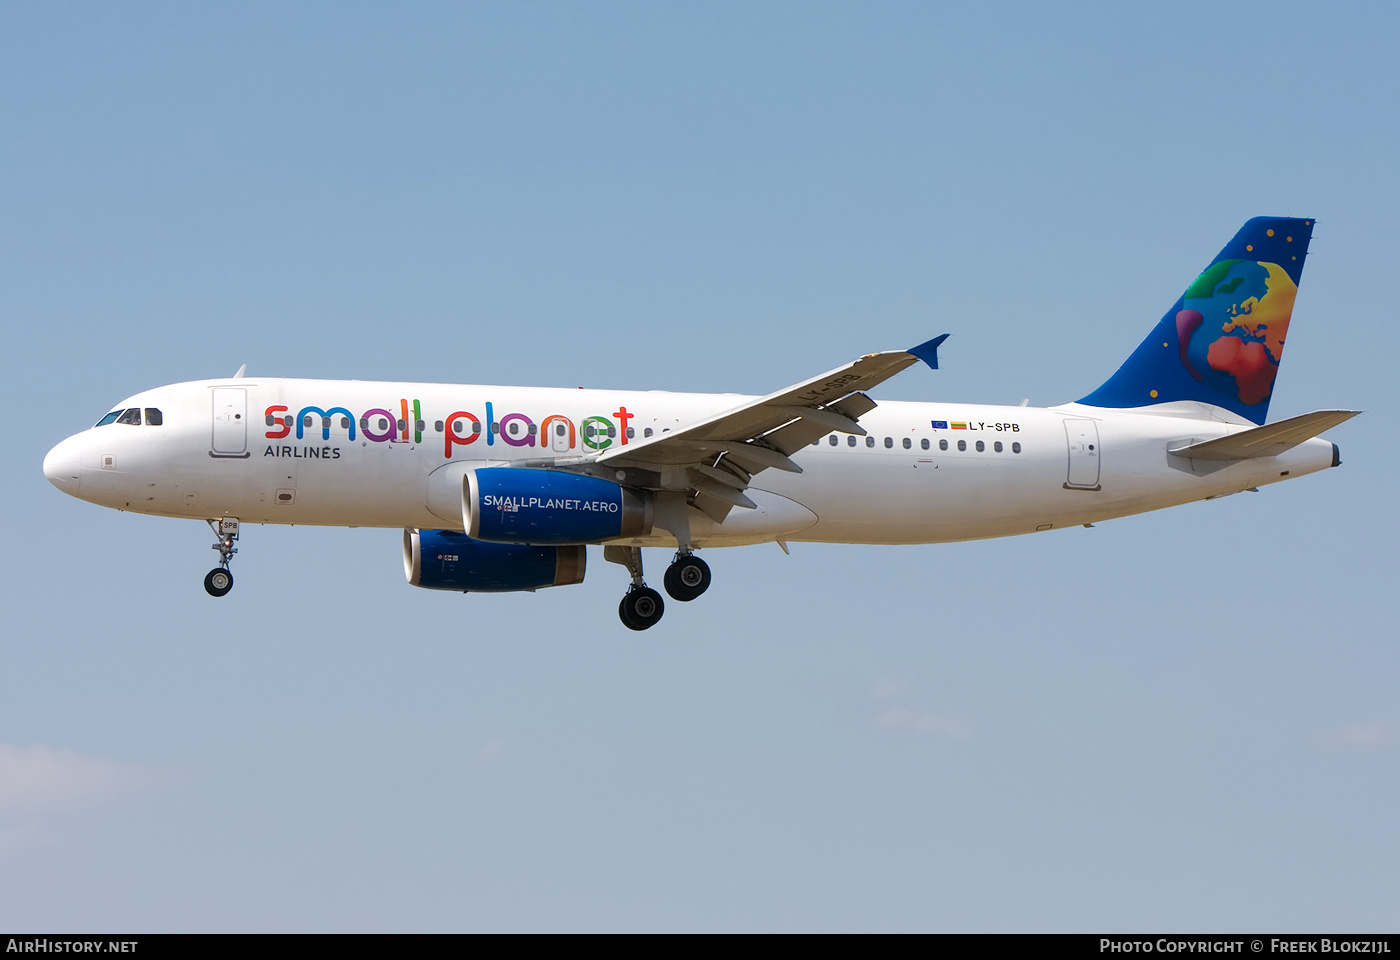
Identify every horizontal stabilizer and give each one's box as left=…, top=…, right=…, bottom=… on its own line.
left=1168, top=409, right=1360, bottom=461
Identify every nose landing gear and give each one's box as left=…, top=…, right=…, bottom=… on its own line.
left=204, top=567, right=233, bottom=597
left=605, top=545, right=665, bottom=630
left=663, top=552, right=710, bottom=601
left=204, top=517, right=239, bottom=597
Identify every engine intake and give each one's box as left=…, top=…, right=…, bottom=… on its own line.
left=464, top=467, right=653, bottom=544
left=404, top=529, right=586, bottom=592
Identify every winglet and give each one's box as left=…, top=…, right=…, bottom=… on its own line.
left=232, top=364, right=247, bottom=379
left=907, top=334, right=950, bottom=370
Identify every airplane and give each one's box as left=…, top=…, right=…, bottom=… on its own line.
left=42, top=217, right=1357, bottom=630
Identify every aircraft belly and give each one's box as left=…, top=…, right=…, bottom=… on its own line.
left=774, top=444, right=1066, bottom=545
left=688, top=489, right=817, bottom=546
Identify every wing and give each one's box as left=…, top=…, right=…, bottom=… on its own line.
left=593, top=335, right=949, bottom=521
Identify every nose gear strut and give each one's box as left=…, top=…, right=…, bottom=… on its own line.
left=204, top=517, right=239, bottom=597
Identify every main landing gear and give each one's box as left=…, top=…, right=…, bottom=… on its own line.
left=663, top=552, right=711, bottom=602
left=606, top=545, right=664, bottom=631
left=605, top=546, right=713, bottom=630
left=620, top=585, right=665, bottom=631
left=204, top=517, right=239, bottom=598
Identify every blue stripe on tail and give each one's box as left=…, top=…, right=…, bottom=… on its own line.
left=1078, top=217, right=1314, bottom=424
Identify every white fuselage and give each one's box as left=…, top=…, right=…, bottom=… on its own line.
left=43, top=377, right=1338, bottom=548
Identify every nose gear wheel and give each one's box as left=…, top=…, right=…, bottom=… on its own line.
left=204, top=568, right=234, bottom=597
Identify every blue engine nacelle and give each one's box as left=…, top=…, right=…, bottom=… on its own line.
left=464, top=467, right=653, bottom=545
left=403, top=529, right=586, bottom=592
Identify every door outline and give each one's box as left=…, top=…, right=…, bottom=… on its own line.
left=1063, top=418, right=1101, bottom=490
left=210, top=387, right=251, bottom=458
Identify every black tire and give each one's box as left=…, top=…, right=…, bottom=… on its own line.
left=204, top=568, right=233, bottom=598
left=619, top=586, right=664, bottom=630
left=618, top=595, right=639, bottom=630
left=663, top=555, right=711, bottom=602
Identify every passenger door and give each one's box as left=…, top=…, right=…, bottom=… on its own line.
left=1063, top=418, right=1100, bottom=490
left=211, top=387, right=249, bottom=457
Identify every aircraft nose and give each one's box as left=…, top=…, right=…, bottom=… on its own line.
left=43, top=436, right=83, bottom=494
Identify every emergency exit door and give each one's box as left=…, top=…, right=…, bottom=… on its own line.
left=550, top=419, right=573, bottom=453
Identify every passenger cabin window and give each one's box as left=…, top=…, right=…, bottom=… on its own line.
left=644, top=427, right=654, bottom=438
left=116, top=408, right=142, bottom=425
left=865, top=436, right=875, bottom=448
left=96, top=410, right=123, bottom=427
left=1012, top=442, right=1022, bottom=454
left=903, top=437, right=911, bottom=449
left=884, top=437, right=894, bottom=448
left=435, top=421, right=444, bottom=432
left=829, top=435, right=838, bottom=446
left=343, top=417, right=352, bottom=429
left=626, top=427, right=634, bottom=438
left=847, top=436, right=857, bottom=447
left=975, top=440, right=985, bottom=452
left=957, top=439, right=966, bottom=451
left=144, top=408, right=162, bottom=425
left=920, top=438, right=929, bottom=450
left=556, top=424, right=567, bottom=437
left=994, top=441, right=1003, bottom=453
left=939, top=439, right=948, bottom=451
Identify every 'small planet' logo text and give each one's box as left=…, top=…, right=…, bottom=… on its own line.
left=262, top=400, right=639, bottom=458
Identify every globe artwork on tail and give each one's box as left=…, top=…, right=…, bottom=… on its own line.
left=1175, top=259, right=1296, bottom=407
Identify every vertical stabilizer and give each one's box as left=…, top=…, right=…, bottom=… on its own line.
left=1079, top=217, right=1313, bottom=424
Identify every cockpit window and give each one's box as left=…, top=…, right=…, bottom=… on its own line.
left=144, top=408, right=163, bottom=426
left=95, top=410, right=124, bottom=427
left=116, top=408, right=143, bottom=425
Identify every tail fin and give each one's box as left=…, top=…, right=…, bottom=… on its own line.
left=1078, top=217, right=1314, bottom=424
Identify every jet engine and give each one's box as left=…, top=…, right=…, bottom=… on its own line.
left=464, top=467, right=653, bottom=545
left=403, top=528, right=586, bottom=592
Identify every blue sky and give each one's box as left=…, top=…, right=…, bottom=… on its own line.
left=1, top=1, right=1396, bottom=931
